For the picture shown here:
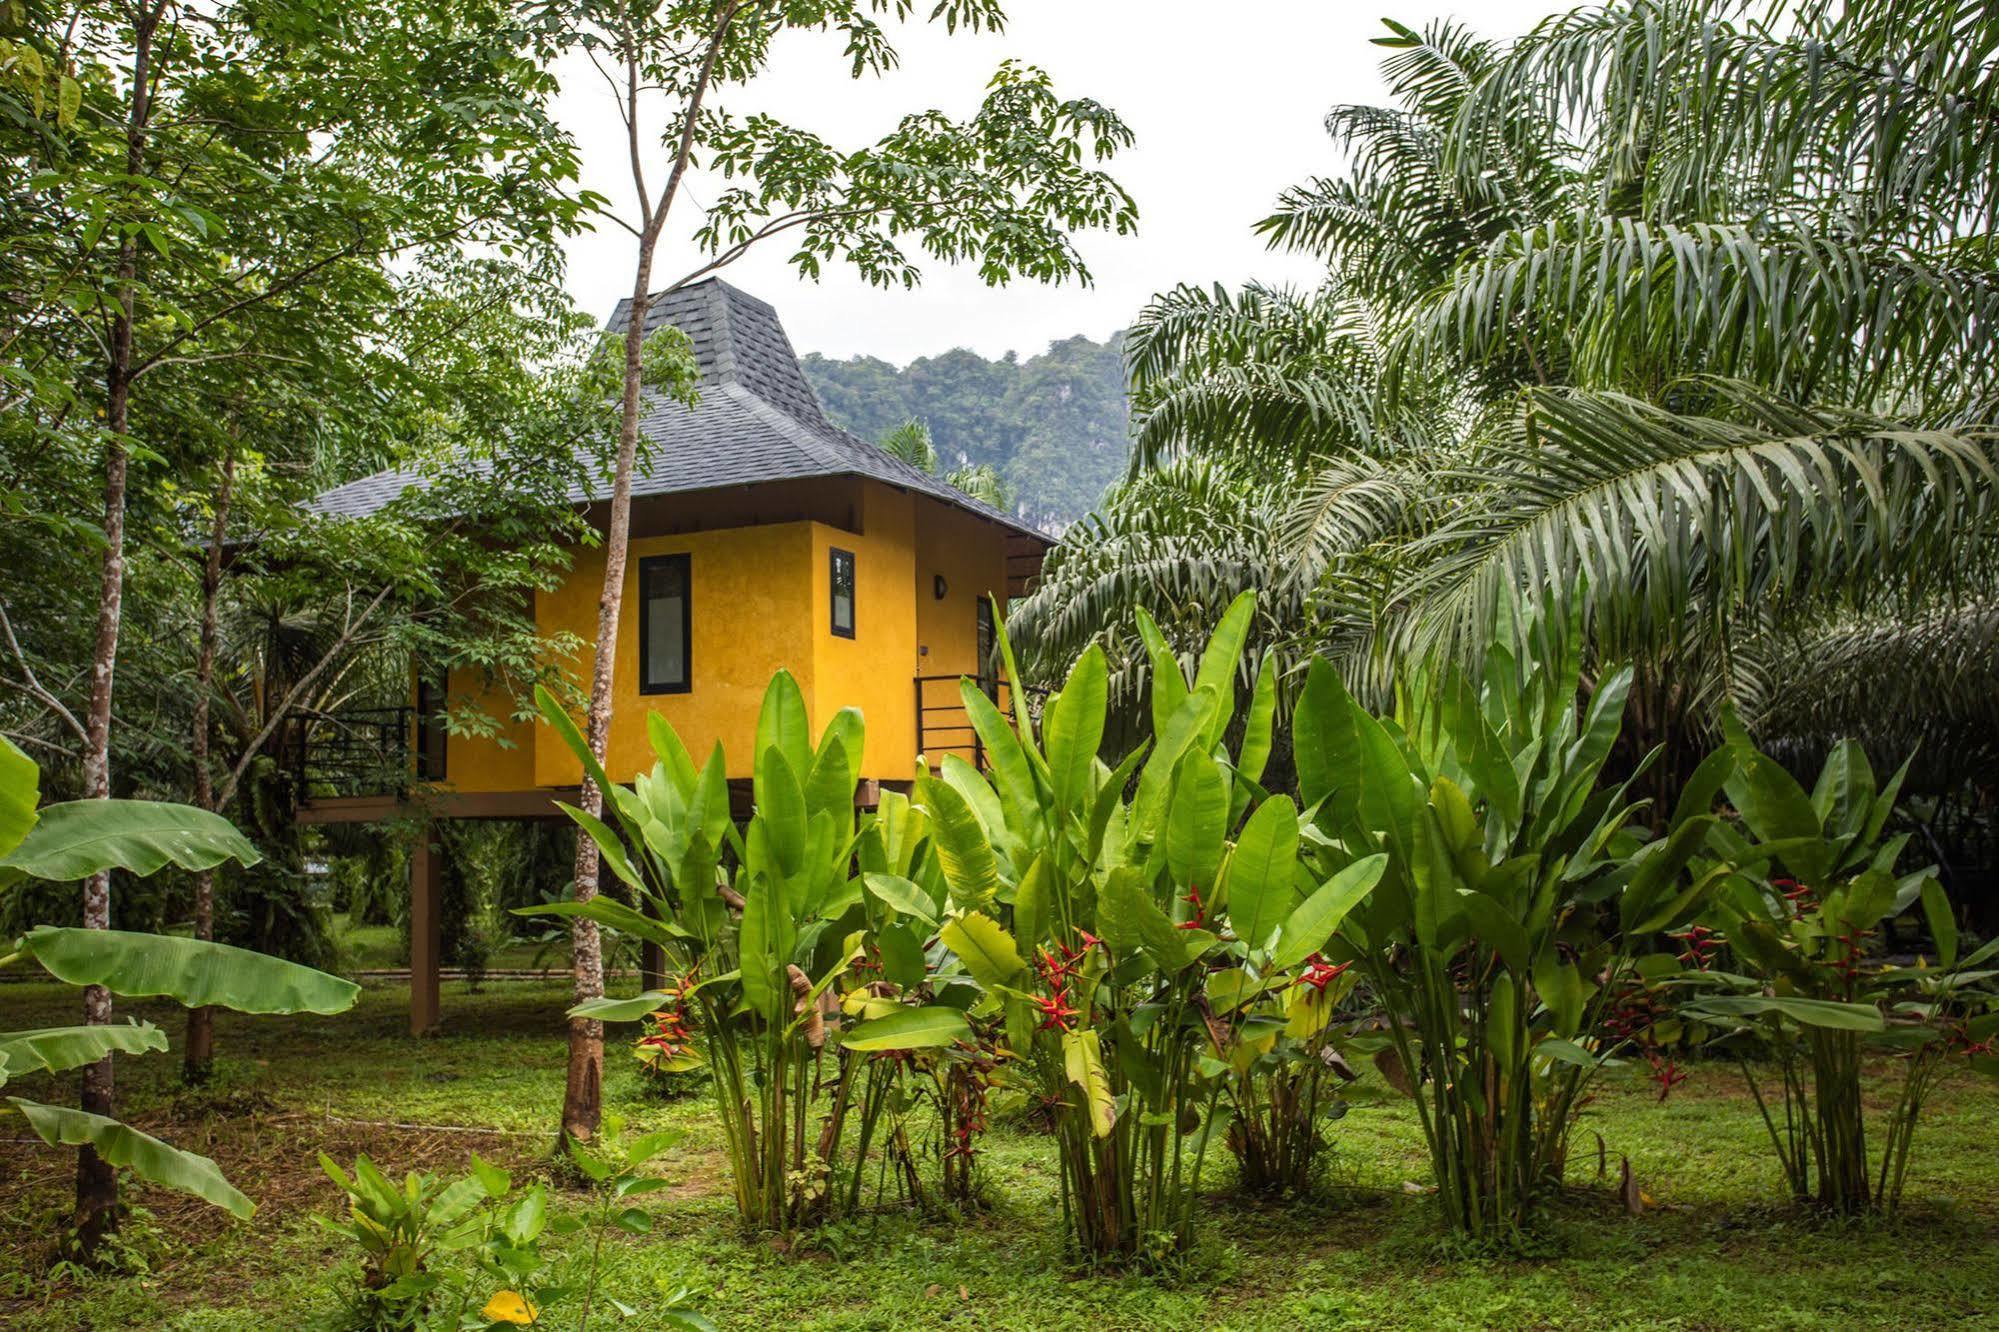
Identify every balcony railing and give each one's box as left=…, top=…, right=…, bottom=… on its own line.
left=914, top=674, right=1045, bottom=771
left=287, top=705, right=432, bottom=801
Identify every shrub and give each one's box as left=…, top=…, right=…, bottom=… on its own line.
left=1679, top=730, right=1999, bottom=1213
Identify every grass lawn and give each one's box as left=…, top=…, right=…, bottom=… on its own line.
left=329, top=914, right=571, bottom=973
left=1, top=978, right=1994, bottom=1329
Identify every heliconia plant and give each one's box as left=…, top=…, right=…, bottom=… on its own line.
left=526, top=672, right=978, bottom=1235
left=927, top=592, right=1385, bottom=1263
left=1292, top=615, right=1719, bottom=1244
left=1677, top=728, right=1999, bottom=1214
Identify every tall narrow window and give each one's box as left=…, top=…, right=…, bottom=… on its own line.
left=830, top=547, right=856, bottom=639
left=414, top=670, right=448, bottom=781
left=976, top=595, right=997, bottom=696
left=639, top=554, right=691, bottom=694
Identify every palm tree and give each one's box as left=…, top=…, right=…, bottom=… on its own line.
left=1016, top=0, right=1999, bottom=840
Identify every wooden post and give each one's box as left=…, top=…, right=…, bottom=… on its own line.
left=410, top=826, right=443, bottom=1035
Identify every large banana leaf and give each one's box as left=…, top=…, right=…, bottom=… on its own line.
left=0, top=797, right=261, bottom=887
left=0, top=736, right=38, bottom=861
left=0, top=1022, right=169, bottom=1078
left=10, top=1098, right=253, bottom=1218
left=14, top=927, right=358, bottom=1015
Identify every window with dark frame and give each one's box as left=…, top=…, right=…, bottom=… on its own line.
left=830, top=547, right=856, bottom=639
left=976, top=595, right=997, bottom=696
left=414, top=671, right=448, bottom=781
left=638, top=553, right=691, bottom=694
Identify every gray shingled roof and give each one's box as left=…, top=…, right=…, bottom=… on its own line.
left=308, top=278, right=1049, bottom=543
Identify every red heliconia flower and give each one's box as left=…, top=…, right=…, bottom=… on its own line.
left=1644, top=1049, right=1689, bottom=1102
left=1294, top=953, right=1351, bottom=994
left=1033, top=991, right=1079, bottom=1032
left=1670, top=923, right=1721, bottom=970
left=1177, top=885, right=1209, bottom=931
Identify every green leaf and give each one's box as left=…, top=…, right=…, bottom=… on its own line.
left=1012, top=852, right=1053, bottom=952
left=1191, top=590, right=1257, bottom=745
left=1272, top=854, right=1386, bottom=971
left=1133, top=685, right=1220, bottom=846
left=1134, top=605, right=1189, bottom=742
left=554, top=802, right=645, bottom=893
left=15, top=928, right=357, bottom=1015
left=0, top=798, right=260, bottom=887
left=1045, top=644, right=1108, bottom=812
left=56, top=75, right=80, bottom=129
left=922, top=777, right=1000, bottom=911
left=1236, top=653, right=1278, bottom=787
left=939, top=911, right=1025, bottom=991
left=514, top=898, right=682, bottom=948
left=755, top=670, right=813, bottom=789
left=1165, top=752, right=1227, bottom=894
left=738, top=876, right=786, bottom=1022
left=1062, top=1028, right=1117, bottom=1137
left=840, top=1005, right=973, bottom=1051
left=1225, top=795, right=1300, bottom=953
left=0, top=735, right=38, bottom=862
left=1688, top=995, right=1885, bottom=1032
left=0, top=1022, right=169, bottom=1077
left=804, top=717, right=860, bottom=820
left=864, top=873, right=939, bottom=928
left=1724, top=747, right=1831, bottom=884
left=569, top=991, right=674, bottom=1023
left=754, top=747, right=808, bottom=883
left=1293, top=658, right=1360, bottom=821
left=1099, top=865, right=1197, bottom=975
left=1921, top=879, right=1959, bottom=970
left=1533, top=1037, right=1601, bottom=1068
left=11, top=1098, right=252, bottom=1218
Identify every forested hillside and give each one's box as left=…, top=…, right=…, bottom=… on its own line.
left=802, top=332, right=1128, bottom=528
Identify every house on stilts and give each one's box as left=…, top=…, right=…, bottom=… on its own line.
left=294, top=279, right=1050, bottom=1032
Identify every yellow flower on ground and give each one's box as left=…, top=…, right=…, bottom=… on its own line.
left=481, top=1290, right=538, bottom=1325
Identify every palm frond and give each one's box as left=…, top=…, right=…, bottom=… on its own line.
left=1391, top=383, right=1999, bottom=663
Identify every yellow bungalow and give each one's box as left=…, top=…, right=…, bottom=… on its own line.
left=299, top=279, right=1049, bottom=1030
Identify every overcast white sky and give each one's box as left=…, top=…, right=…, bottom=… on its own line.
left=552, top=1, right=1553, bottom=366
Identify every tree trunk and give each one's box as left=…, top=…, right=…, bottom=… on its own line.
left=562, top=233, right=660, bottom=1145
left=75, top=0, right=163, bottom=1254
left=184, top=444, right=234, bottom=1084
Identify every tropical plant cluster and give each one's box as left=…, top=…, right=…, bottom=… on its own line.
left=529, top=597, right=1996, bottom=1260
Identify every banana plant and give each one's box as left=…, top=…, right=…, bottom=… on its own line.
left=524, top=672, right=975, bottom=1234
left=1678, top=729, right=1999, bottom=1214
left=1294, top=614, right=1715, bottom=1243
left=933, top=592, right=1384, bottom=1262
left=0, top=737, right=359, bottom=1223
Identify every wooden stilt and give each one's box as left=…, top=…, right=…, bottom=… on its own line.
left=410, top=826, right=443, bottom=1035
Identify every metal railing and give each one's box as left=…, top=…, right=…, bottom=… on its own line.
left=914, top=674, right=1044, bottom=772
left=287, top=705, right=424, bottom=800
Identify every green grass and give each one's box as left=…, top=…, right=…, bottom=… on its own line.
left=328, top=913, right=571, bottom=973
left=2, top=979, right=1995, bottom=1329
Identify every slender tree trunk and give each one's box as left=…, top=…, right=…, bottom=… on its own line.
left=562, top=232, right=661, bottom=1144
left=75, top=1, right=163, bottom=1253
left=559, top=3, right=736, bottom=1144
left=184, top=444, right=235, bottom=1084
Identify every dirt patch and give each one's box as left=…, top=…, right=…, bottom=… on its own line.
left=0, top=1103, right=542, bottom=1282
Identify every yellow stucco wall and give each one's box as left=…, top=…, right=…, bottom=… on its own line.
left=533, top=522, right=817, bottom=785
left=436, top=481, right=1025, bottom=790
left=810, top=482, right=919, bottom=778
left=913, top=494, right=1011, bottom=684
left=438, top=668, right=537, bottom=793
